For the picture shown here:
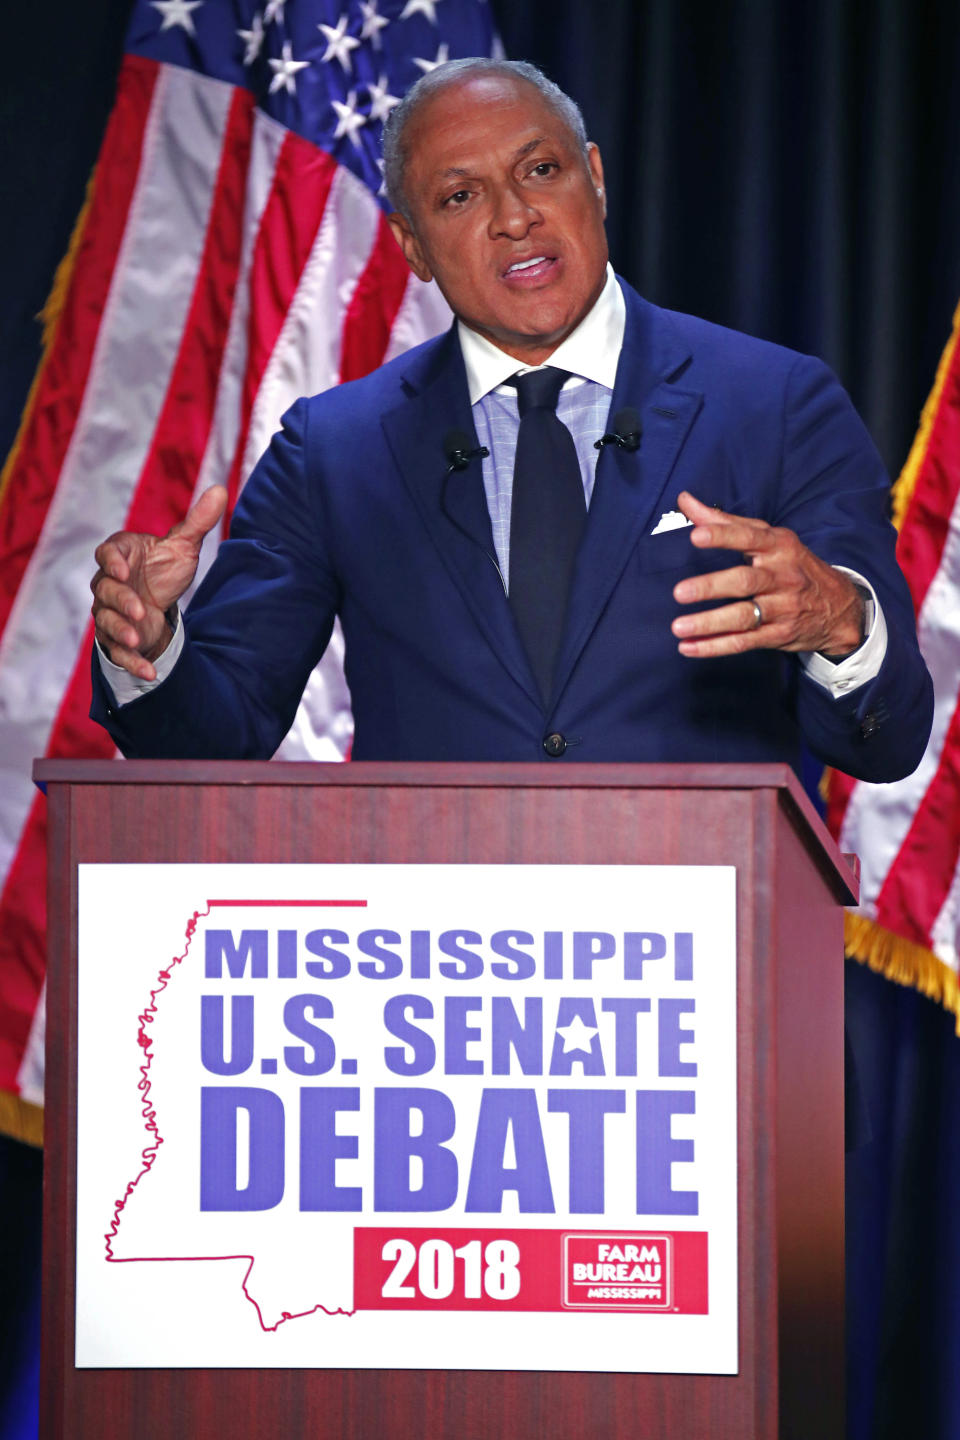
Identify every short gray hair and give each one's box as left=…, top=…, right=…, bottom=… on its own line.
left=382, top=58, right=589, bottom=218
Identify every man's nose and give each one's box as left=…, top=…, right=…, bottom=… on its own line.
left=488, top=183, right=540, bottom=238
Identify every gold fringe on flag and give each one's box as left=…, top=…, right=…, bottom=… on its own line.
left=845, top=912, right=960, bottom=1033
left=892, top=296, right=960, bottom=531
left=0, top=163, right=98, bottom=511
left=0, top=1091, right=44, bottom=1148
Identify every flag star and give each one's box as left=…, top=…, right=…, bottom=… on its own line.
left=359, top=0, right=390, bottom=49
left=332, top=90, right=367, bottom=149
left=555, top=1015, right=599, bottom=1055
left=413, top=41, right=450, bottom=74
left=237, top=12, right=265, bottom=64
left=367, top=74, right=400, bottom=125
left=263, top=0, right=285, bottom=22
left=318, top=13, right=361, bottom=73
left=268, top=40, right=310, bottom=94
left=375, top=156, right=388, bottom=197
left=151, top=0, right=203, bottom=35
left=401, top=0, right=442, bottom=22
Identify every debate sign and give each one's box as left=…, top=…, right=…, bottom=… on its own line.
left=76, top=863, right=737, bottom=1372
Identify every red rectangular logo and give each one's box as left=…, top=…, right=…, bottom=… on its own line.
left=354, top=1228, right=708, bottom=1314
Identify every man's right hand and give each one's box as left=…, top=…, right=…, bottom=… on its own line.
left=91, top=486, right=228, bottom=681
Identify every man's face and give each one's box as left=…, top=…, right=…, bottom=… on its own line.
left=388, top=74, right=609, bottom=366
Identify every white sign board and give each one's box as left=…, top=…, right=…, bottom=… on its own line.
left=76, top=863, right=737, bottom=1373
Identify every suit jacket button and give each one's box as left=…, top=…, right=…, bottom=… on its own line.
left=860, top=713, right=879, bottom=739
left=543, top=732, right=567, bottom=757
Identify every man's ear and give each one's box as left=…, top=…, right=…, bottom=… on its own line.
left=387, top=211, right=433, bottom=283
left=586, top=142, right=607, bottom=220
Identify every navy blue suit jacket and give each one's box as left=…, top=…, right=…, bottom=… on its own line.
left=92, top=280, right=932, bottom=779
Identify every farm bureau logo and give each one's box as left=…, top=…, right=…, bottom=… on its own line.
left=562, top=1232, right=672, bottom=1310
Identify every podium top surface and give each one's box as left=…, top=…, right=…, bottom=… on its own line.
left=34, top=758, right=857, bottom=903
left=36, top=757, right=815, bottom=791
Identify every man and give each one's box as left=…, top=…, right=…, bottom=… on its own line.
left=90, top=59, right=932, bottom=779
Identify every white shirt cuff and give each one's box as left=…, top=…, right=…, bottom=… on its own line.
left=96, top=611, right=185, bottom=707
left=800, top=567, right=887, bottom=697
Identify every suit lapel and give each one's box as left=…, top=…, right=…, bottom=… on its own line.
left=551, top=286, right=704, bottom=707
left=380, top=329, right=542, bottom=708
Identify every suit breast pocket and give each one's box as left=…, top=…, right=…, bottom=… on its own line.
left=635, top=527, right=698, bottom=573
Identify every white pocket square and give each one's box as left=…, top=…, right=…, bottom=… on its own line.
left=650, top=511, right=693, bottom=535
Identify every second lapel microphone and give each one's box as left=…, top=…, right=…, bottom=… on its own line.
left=595, top=408, right=642, bottom=452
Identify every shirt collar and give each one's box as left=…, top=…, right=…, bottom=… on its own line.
left=458, top=263, right=626, bottom=405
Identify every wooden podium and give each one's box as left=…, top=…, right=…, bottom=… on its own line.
left=36, top=759, right=856, bottom=1440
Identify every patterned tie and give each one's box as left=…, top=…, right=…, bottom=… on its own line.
left=508, top=367, right=587, bottom=703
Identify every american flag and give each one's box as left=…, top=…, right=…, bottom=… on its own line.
left=826, top=301, right=960, bottom=1028
left=0, top=0, right=497, bottom=1120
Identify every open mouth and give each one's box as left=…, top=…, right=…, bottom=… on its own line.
left=502, top=255, right=557, bottom=282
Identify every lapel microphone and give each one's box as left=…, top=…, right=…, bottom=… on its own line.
left=442, top=429, right=490, bottom=473
left=594, top=407, right=642, bottom=452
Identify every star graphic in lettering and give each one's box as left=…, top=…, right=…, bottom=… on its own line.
left=413, top=42, right=450, bottom=74
left=263, top=0, right=285, bottom=23
left=318, top=13, right=361, bottom=73
left=367, top=74, right=400, bottom=125
left=332, top=90, right=367, bottom=149
left=401, top=0, right=443, bottom=22
left=238, top=12, right=265, bottom=64
left=359, top=0, right=390, bottom=49
left=555, top=1015, right=599, bottom=1054
left=151, top=0, right=203, bottom=35
left=268, top=40, right=309, bottom=94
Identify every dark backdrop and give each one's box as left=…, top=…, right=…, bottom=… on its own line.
left=494, top=0, right=960, bottom=477
left=3, top=3, right=960, bottom=1438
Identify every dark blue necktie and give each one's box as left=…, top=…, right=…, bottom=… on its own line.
left=508, top=367, right=586, bottom=704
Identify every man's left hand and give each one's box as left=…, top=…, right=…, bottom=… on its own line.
left=670, top=491, right=865, bottom=658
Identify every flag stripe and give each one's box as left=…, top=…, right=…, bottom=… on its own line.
left=861, top=485, right=960, bottom=940
left=895, top=368, right=960, bottom=618
left=223, top=131, right=338, bottom=520
left=0, top=628, right=114, bottom=1092
left=931, top=839, right=960, bottom=972
left=14, top=978, right=45, bottom=1108
left=0, top=55, right=158, bottom=643
left=875, top=694, right=960, bottom=944
left=383, top=270, right=454, bottom=363
left=339, top=212, right=412, bottom=383
left=824, top=767, right=856, bottom=844
left=193, top=110, right=290, bottom=508
left=240, top=163, right=380, bottom=472
left=0, top=791, right=48, bottom=1092
left=130, top=84, right=255, bottom=533
left=892, top=303, right=960, bottom=610
left=838, top=575, right=960, bottom=915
